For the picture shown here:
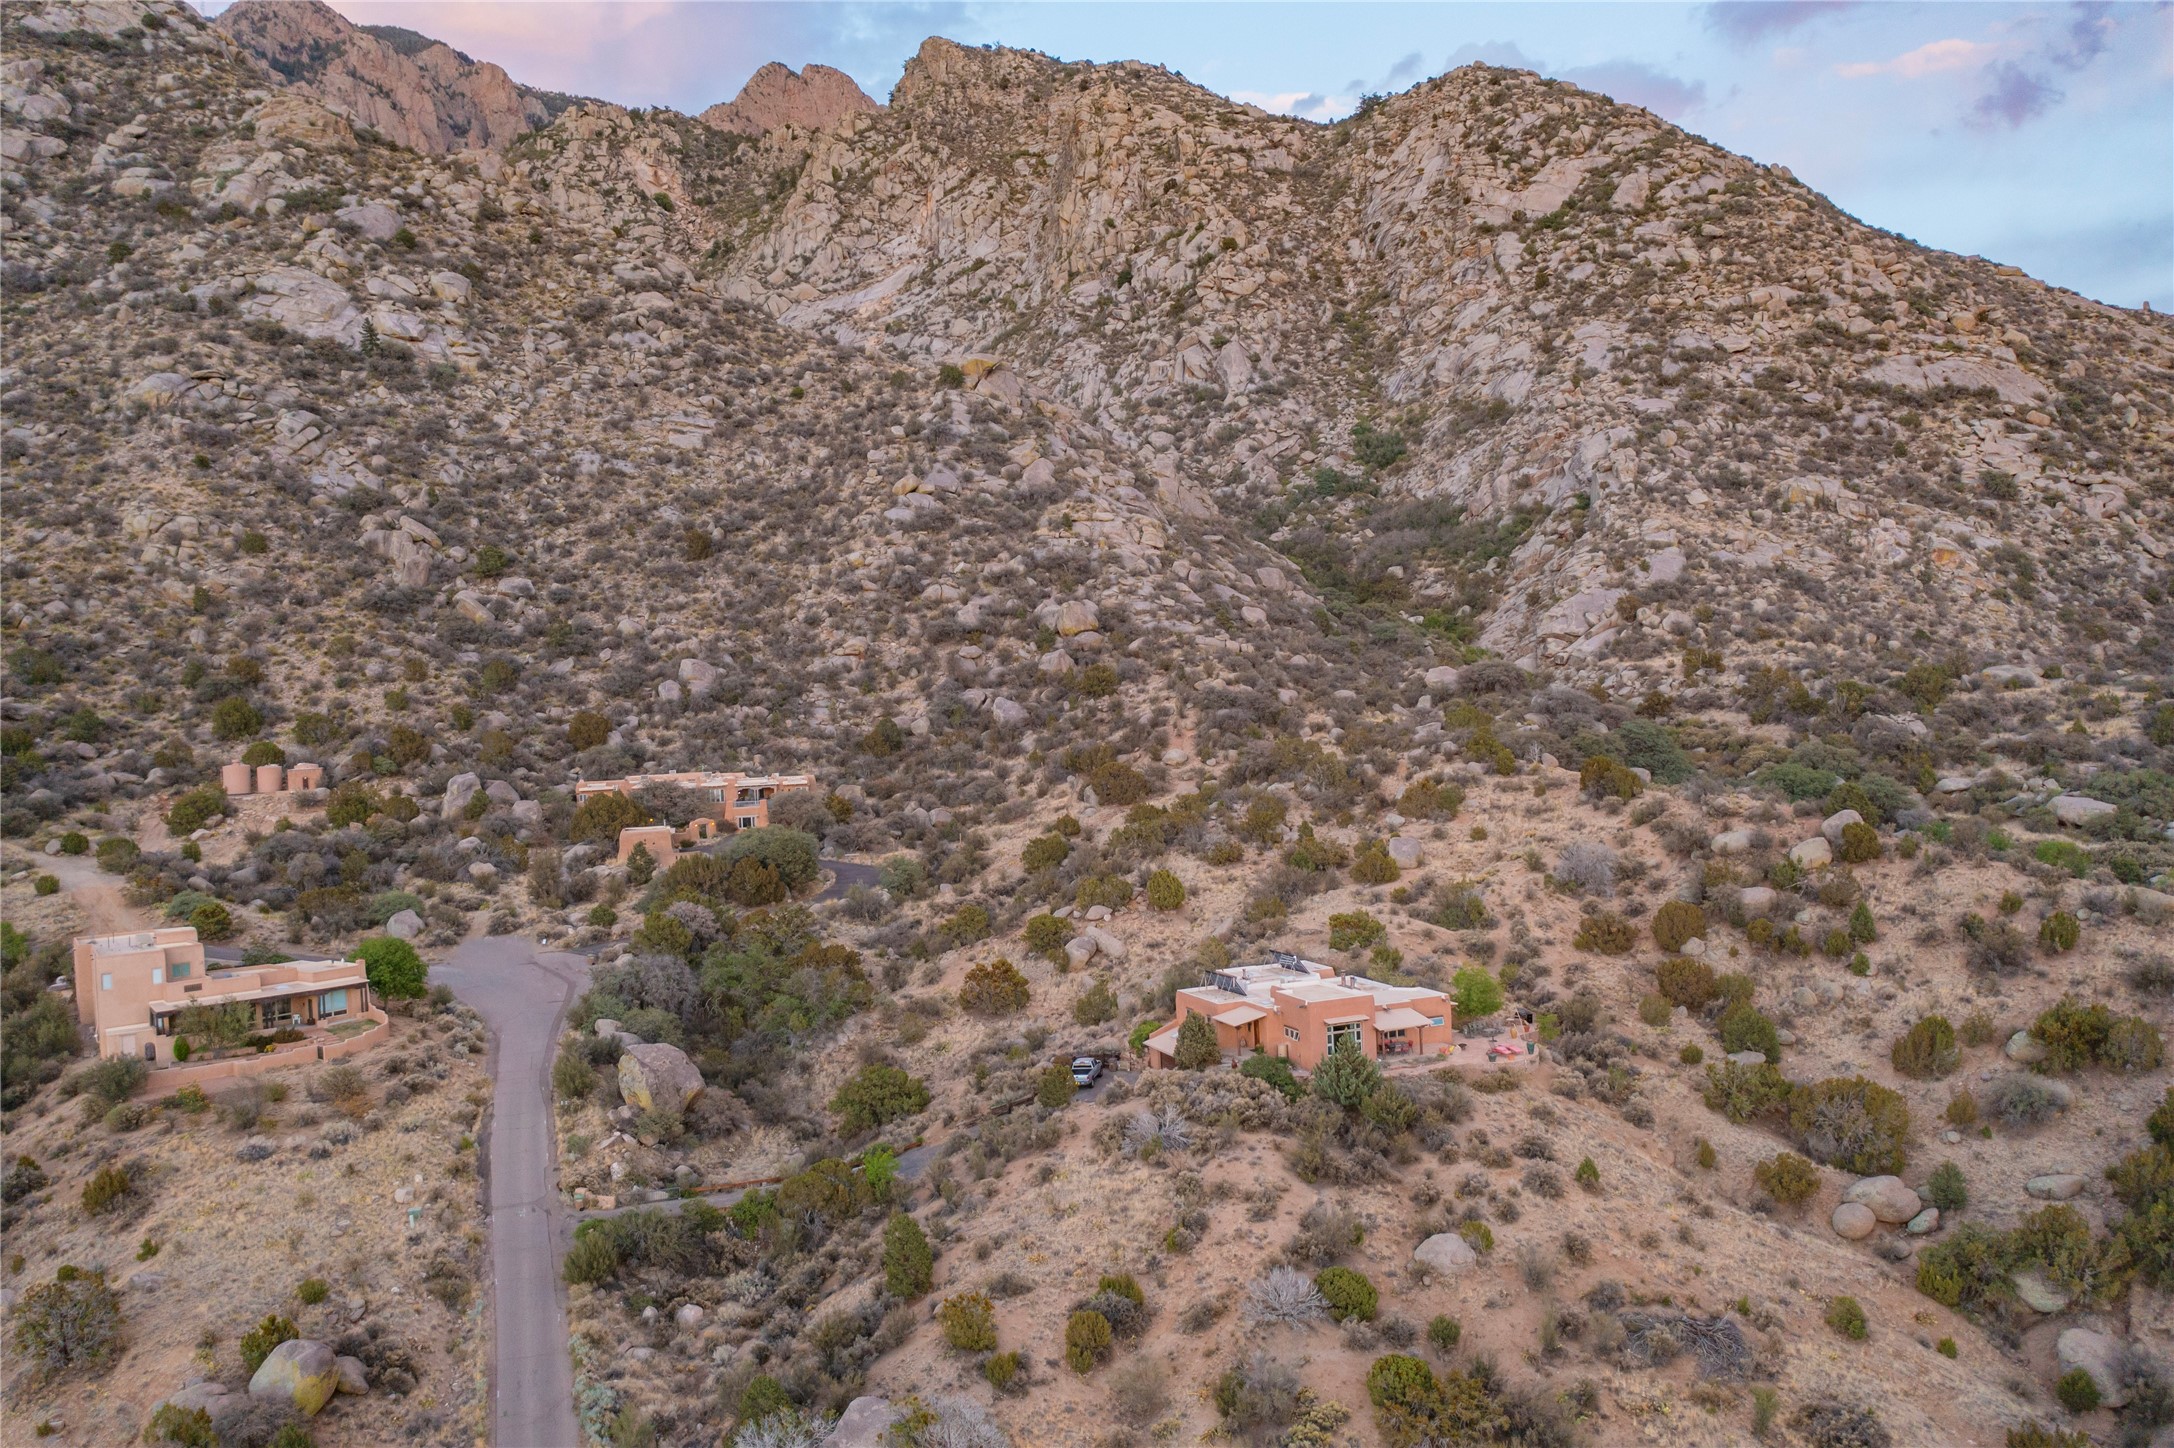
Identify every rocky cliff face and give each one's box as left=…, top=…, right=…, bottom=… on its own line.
left=216, top=0, right=544, bottom=154
left=698, top=61, right=879, bottom=137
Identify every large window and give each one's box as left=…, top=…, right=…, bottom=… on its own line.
left=1327, top=1021, right=1363, bottom=1052
left=321, top=989, right=349, bottom=1017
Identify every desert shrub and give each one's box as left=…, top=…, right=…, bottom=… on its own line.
left=1075, top=874, right=1134, bottom=910
left=1021, top=834, right=1069, bottom=872
left=12, top=1266, right=123, bottom=1372
left=882, top=1214, right=933, bottom=1299
left=1719, top=1005, right=1781, bottom=1063
left=569, top=791, right=646, bottom=844
left=717, top=827, right=820, bottom=893
left=1072, top=978, right=1119, bottom=1026
left=1836, top=821, right=1882, bottom=864
left=1239, top=1053, right=1302, bottom=1100
left=1311, top=1041, right=1383, bottom=1109
left=1554, top=843, right=1615, bottom=893
left=1984, top=1073, right=2068, bottom=1128
left=144, top=1405, right=217, bottom=1447
left=1639, top=994, right=1672, bottom=1027
left=1399, top=778, right=1463, bottom=819
left=1328, top=910, right=1386, bottom=952
left=1825, top=1295, right=1867, bottom=1340
left=71, top=1055, right=149, bottom=1107
left=1890, top=1016, right=1959, bottom=1080
left=1655, top=957, right=1717, bottom=1009
left=958, top=959, right=1030, bottom=1016
left=1365, top=1354, right=1507, bottom=1446
left=1244, top=1266, right=1328, bottom=1325
left=81, top=1166, right=133, bottom=1215
left=983, top=1351, right=1024, bottom=1393
left=552, top=1047, right=596, bottom=1102
left=1652, top=901, right=1706, bottom=952
left=2105, top=1016, right=2167, bottom=1074
left=2006, top=1426, right=2090, bottom=1448
left=1789, top=1077, right=1910, bottom=1175
left=1145, top=869, right=1186, bottom=910
left=2053, top=1369, right=2101, bottom=1413
left=1754, top=1151, right=1821, bottom=1207
left=1315, top=1267, right=1378, bottom=1322
left=1925, top=1162, right=1968, bottom=1213
left=829, top=1064, right=928, bottom=1133
left=2030, top=998, right=2161, bottom=1073
left=1351, top=839, right=1401, bottom=885
left=2038, top=912, right=2080, bottom=953
left=1023, top=914, right=1070, bottom=964
left=165, top=785, right=227, bottom=835
left=239, top=1313, right=298, bottom=1373
left=1064, top=1309, right=1113, bottom=1373
left=1702, top=1061, right=1792, bottom=1122
left=563, top=1234, right=619, bottom=1285
left=937, top=1292, right=997, bottom=1352
left=1580, top=755, right=1643, bottom=800
left=1037, top=1061, right=1075, bottom=1108
left=1427, top=1315, right=1461, bottom=1353
left=1571, top=912, right=1636, bottom=954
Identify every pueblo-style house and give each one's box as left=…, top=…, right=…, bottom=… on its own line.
left=574, top=769, right=817, bottom=867
left=1145, top=952, right=1454, bottom=1072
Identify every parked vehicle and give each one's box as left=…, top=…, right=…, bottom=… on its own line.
left=1070, top=1056, right=1104, bottom=1088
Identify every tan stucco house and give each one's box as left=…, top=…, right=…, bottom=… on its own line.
left=71, top=926, right=378, bottom=1067
left=574, top=768, right=816, bottom=837
left=1145, top=952, right=1454, bottom=1072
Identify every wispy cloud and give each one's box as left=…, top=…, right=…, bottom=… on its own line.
left=1703, top=1, right=1859, bottom=47
left=1230, top=88, right=1345, bottom=121
left=1559, top=60, right=1708, bottom=119
left=1968, top=62, right=2063, bottom=129
left=1836, top=37, right=1993, bottom=80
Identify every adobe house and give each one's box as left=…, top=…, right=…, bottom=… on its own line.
left=614, top=824, right=680, bottom=870
left=1144, top=951, right=1454, bottom=1072
left=71, top=926, right=381, bottom=1069
left=574, top=768, right=816, bottom=835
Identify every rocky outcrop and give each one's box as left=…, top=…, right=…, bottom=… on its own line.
left=699, top=62, right=878, bottom=137
left=247, top=1338, right=341, bottom=1416
left=217, top=0, right=544, bottom=154
left=618, top=1043, right=704, bottom=1113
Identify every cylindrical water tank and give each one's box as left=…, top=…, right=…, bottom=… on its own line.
left=221, top=762, right=253, bottom=795
left=255, top=764, right=285, bottom=793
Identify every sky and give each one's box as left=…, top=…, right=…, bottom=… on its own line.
left=200, top=1, right=2174, bottom=310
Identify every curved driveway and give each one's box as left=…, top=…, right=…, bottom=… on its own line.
left=434, top=936, right=591, bottom=1448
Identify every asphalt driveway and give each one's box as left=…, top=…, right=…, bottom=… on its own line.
left=434, top=936, right=591, bottom=1448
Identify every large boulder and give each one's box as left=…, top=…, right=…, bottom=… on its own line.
left=1830, top=1202, right=1877, bottom=1240
left=2050, top=794, right=2116, bottom=826
left=1413, top=1232, right=1479, bottom=1275
left=1788, top=837, right=1833, bottom=869
left=1820, top=809, right=1864, bottom=845
left=2026, top=1174, right=2087, bottom=1201
left=384, top=909, right=423, bottom=941
left=1387, top=836, right=1424, bottom=870
left=440, top=771, right=481, bottom=820
left=2056, top=1328, right=2132, bottom=1408
left=2011, top=1269, right=2073, bottom=1314
left=827, top=1397, right=900, bottom=1448
left=248, top=1338, right=341, bottom=1416
left=1842, top=1175, right=1922, bottom=1224
left=334, top=1355, right=370, bottom=1395
left=2005, top=1031, right=2049, bottom=1065
left=617, top=1043, right=703, bottom=1113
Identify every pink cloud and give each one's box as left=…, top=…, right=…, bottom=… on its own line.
left=1837, top=37, right=1995, bottom=80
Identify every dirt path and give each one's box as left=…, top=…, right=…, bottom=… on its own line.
left=34, top=849, right=152, bottom=935
left=434, top=935, right=591, bottom=1448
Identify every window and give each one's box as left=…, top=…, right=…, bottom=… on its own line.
left=1284, top=1026, right=1300, bottom=1041
left=101, top=973, right=113, bottom=991
left=1327, top=1021, right=1363, bottom=1051
left=1430, top=1016, right=1445, bottom=1027
left=170, top=961, right=190, bottom=980
left=321, top=989, right=348, bottom=1016
left=151, top=968, right=163, bottom=986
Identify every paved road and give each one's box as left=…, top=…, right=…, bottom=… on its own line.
left=433, top=936, right=591, bottom=1448
left=813, top=858, right=882, bottom=903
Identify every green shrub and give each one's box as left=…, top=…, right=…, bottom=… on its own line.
left=1891, top=1016, right=1959, bottom=1079
left=1021, top=834, right=1069, bottom=872
left=210, top=696, right=262, bottom=741
left=188, top=900, right=233, bottom=942
left=1315, top=1267, right=1378, bottom=1322
left=2038, top=911, right=2081, bottom=953
left=1679, top=1043, right=1704, bottom=1065
left=239, top=1313, right=298, bottom=1373
left=164, top=786, right=227, bottom=835
left=1925, top=1162, right=1967, bottom=1213
left=1239, top=1053, right=1301, bottom=1099
left=958, top=959, right=1030, bottom=1015
left=296, top=1277, right=330, bottom=1305
left=1575, top=1157, right=1600, bottom=1191
left=12, top=1268, right=122, bottom=1372
left=144, top=1404, right=217, bottom=1447
left=1023, top=913, right=1070, bottom=963
left=1719, top=1005, right=1781, bottom=1063
left=2033, top=839, right=2093, bottom=878
left=1572, top=912, right=1637, bottom=954
left=356, top=936, right=427, bottom=999
left=1656, top=957, right=1717, bottom=1008
left=1753, top=1151, right=1820, bottom=1206
left=717, top=827, right=820, bottom=893
left=1836, top=821, right=1882, bottom=863
left=983, top=1351, right=1023, bottom=1393
left=2105, top=1016, right=2167, bottom=1074
left=830, top=1064, right=929, bottom=1133
left=81, top=1166, right=132, bottom=1215
left=1072, top=977, right=1119, bottom=1025
left=1451, top=967, right=1503, bottom=1020
left=937, top=1291, right=997, bottom=1351
left=1037, top=1061, right=1075, bottom=1109
left=1652, top=900, right=1706, bottom=952
left=1075, top=874, right=1134, bottom=911
left=1064, top=1309, right=1112, bottom=1373
left=563, top=1233, right=619, bottom=1285
left=96, top=836, right=140, bottom=874
left=1426, top=1315, right=1461, bottom=1353
left=1174, top=1013, right=1220, bottom=1070
left=1326, top=911, right=1385, bottom=952
left=2053, top=1368, right=2101, bottom=1413
left=1144, top=869, right=1186, bottom=910
left=1789, top=1076, right=1910, bottom=1175
left=1824, top=1295, right=1867, bottom=1340
left=1703, top=1061, right=1793, bottom=1122
left=2031, top=998, right=2114, bottom=1072
left=736, top=1375, right=792, bottom=1425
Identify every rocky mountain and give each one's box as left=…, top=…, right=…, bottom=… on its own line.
left=214, top=0, right=546, bottom=154
left=698, top=61, right=880, bottom=138
left=2, top=8, right=2171, bottom=1448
